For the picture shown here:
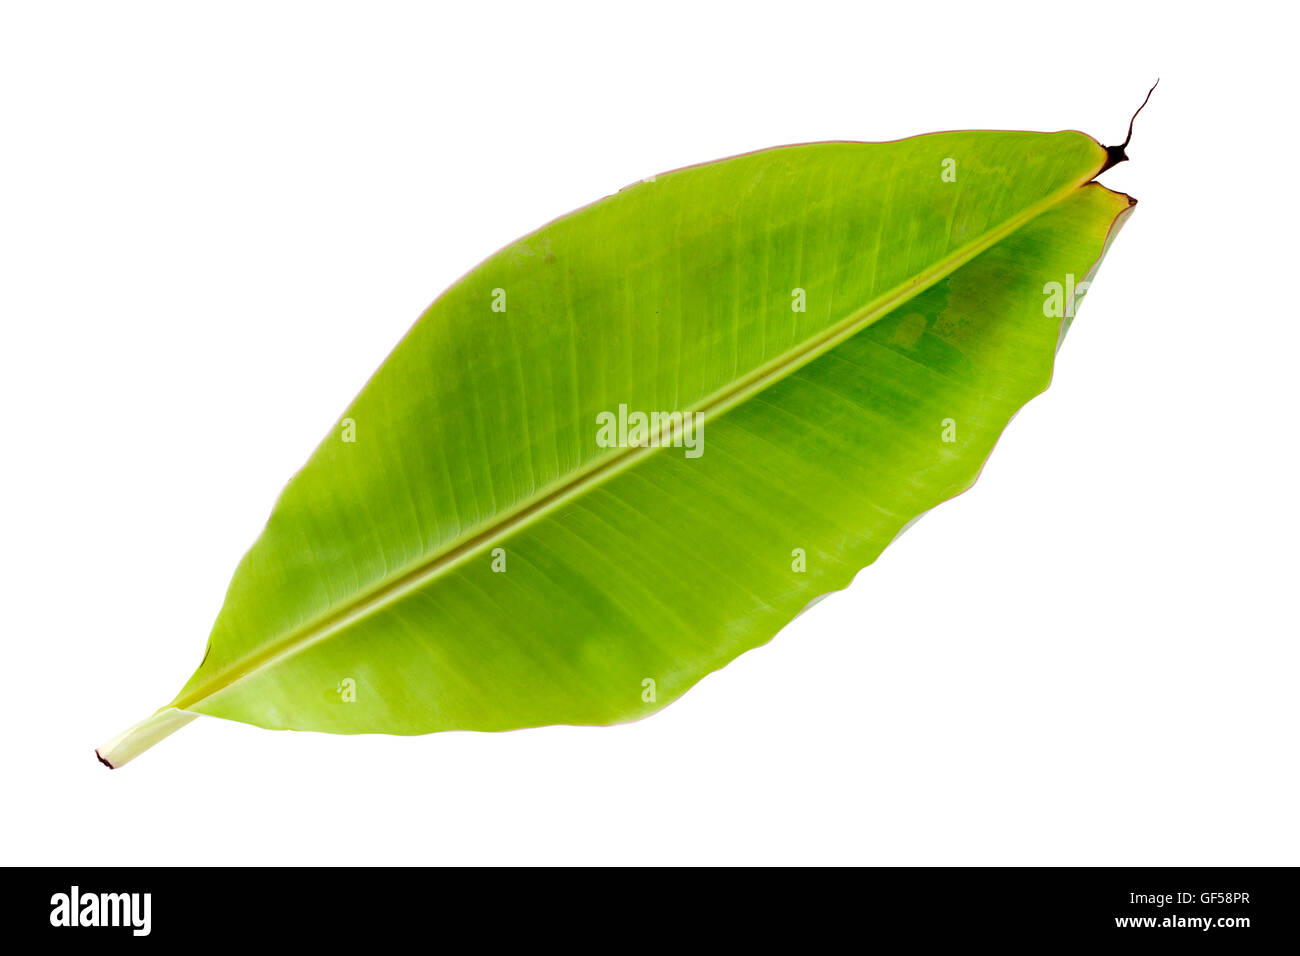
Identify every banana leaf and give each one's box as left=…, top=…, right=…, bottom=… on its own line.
left=97, top=129, right=1136, bottom=767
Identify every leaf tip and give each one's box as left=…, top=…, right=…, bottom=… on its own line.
left=1100, top=79, right=1159, bottom=173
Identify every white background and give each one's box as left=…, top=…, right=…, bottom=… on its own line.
left=2, top=1, right=1296, bottom=866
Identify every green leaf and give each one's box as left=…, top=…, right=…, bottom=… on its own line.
left=97, top=130, right=1135, bottom=766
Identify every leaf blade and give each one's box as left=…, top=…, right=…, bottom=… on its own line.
left=100, top=131, right=1135, bottom=762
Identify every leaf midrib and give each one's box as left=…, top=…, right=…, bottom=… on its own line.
left=174, top=161, right=1103, bottom=712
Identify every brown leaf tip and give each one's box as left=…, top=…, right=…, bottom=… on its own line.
left=1101, top=79, right=1159, bottom=173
